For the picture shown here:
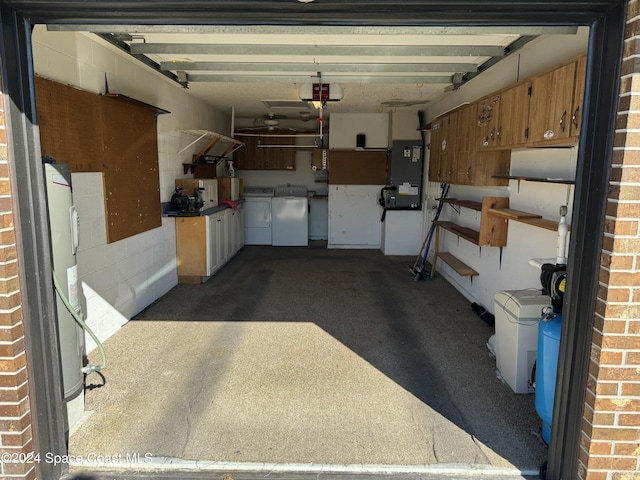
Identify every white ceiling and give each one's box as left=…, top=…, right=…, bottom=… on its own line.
left=51, top=24, right=580, bottom=126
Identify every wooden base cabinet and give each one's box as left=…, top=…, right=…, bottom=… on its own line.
left=176, top=204, right=244, bottom=284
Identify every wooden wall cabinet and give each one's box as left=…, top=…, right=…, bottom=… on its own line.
left=234, top=129, right=296, bottom=170
left=570, top=54, right=587, bottom=138
left=455, top=103, right=478, bottom=185
left=477, top=93, right=501, bottom=148
left=498, top=81, right=532, bottom=146
left=428, top=117, right=444, bottom=182
left=528, top=61, right=578, bottom=144
left=428, top=111, right=458, bottom=182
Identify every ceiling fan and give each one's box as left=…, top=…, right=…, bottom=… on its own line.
left=253, top=110, right=314, bottom=129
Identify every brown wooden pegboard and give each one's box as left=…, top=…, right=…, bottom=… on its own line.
left=35, top=76, right=104, bottom=171
left=327, top=149, right=389, bottom=185
left=35, top=76, right=164, bottom=243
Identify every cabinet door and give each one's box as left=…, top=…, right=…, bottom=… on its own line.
left=236, top=205, right=245, bottom=249
left=208, top=214, right=221, bottom=275
left=428, top=118, right=444, bottom=182
left=440, top=111, right=458, bottom=183
left=220, top=209, right=231, bottom=263
left=570, top=54, right=587, bottom=137
left=477, top=94, right=501, bottom=148
left=176, top=217, right=207, bottom=277
left=528, top=61, right=576, bottom=143
left=233, top=134, right=258, bottom=170
left=229, top=209, right=239, bottom=254
left=455, top=103, right=477, bottom=185
left=498, top=81, right=531, bottom=146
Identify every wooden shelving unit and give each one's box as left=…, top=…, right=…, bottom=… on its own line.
left=430, top=196, right=509, bottom=280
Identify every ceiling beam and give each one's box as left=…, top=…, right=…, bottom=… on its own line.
left=185, top=74, right=453, bottom=84
left=160, top=61, right=479, bottom=73
left=46, top=24, right=578, bottom=36
left=130, top=43, right=507, bottom=57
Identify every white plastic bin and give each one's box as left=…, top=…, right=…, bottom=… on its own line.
left=494, top=290, right=551, bottom=394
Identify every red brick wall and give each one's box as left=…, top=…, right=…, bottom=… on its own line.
left=579, top=0, right=640, bottom=478
left=0, top=90, right=36, bottom=478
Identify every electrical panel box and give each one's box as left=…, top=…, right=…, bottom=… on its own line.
left=387, top=140, right=424, bottom=209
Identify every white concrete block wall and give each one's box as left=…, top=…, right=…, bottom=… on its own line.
left=32, top=26, right=229, bottom=350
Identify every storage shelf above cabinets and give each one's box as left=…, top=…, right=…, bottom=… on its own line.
left=487, top=207, right=570, bottom=232
left=179, top=129, right=244, bottom=174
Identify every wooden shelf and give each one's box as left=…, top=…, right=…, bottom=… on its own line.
left=436, top=252, right=479, bottom=277
left=435, top=221, right=480, bottom=245
left=440, top=198, right=482, bottom=211
left=178, top=130, right=245, bottom=173
left=491, top=175, right=575, bottom=185
left=488, top=207, right=570, bottom=232
left=487, top=207, right=542, bottom=220
left=515, top=217, right=569, bottom=232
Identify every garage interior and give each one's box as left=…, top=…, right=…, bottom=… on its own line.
left=29, top=19, right=589, bottom=479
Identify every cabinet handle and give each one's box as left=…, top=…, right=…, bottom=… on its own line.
left=560, top=110, right=567, bottom=132
left=496, top=126, right=502, bottom=139
left=490, top=127, right=495, bottom=142
left=572, top=106, right=580, bottom=129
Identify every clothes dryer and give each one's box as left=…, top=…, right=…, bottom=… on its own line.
left=243, top=187, right=274, bottom=245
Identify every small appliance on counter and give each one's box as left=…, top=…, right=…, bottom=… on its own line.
left=168, top=178, right=219, bottom=216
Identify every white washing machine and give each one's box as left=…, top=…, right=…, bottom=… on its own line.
left=272, top=185, right=309, bottom=246
left=243, top=187, right=274, bottom=245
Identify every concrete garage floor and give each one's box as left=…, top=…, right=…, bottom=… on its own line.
left=69, top=246, right=547, bottom=478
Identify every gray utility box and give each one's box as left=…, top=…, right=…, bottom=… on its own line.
left=387, top=140, right=423, bottom=209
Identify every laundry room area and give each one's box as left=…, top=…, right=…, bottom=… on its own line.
left=26, top=18, right=590, bottom=480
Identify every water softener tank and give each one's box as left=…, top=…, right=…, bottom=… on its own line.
left=535, top=310, right=562, bottom=444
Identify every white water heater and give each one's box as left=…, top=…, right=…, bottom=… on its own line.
left=44, top=162, right=83, bottom=400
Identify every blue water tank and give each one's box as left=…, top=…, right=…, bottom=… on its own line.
left=535, top=311, right=562, bottom=444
